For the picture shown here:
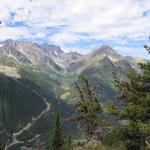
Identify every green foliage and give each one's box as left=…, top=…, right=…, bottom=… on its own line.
left=144, top=37, right=150, bottom=53
left=107, top=43, right=150, bottom=150
left=101, top=131, right=122, bottom=146
left=62, top=136, right=73, bottom=150
left=70, top=75, right=107, bottom=141
left=71, top=139, right=86, bottom=147
left=51, top=113, right=64, bottom=150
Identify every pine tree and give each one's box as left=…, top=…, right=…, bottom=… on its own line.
left=144, top=36, right=150, bottom=53
left=70, top=75, right=106, bottom=142
left=51, top=113, right=63, bottom=150
left=107, top=42, right=150, bottom=150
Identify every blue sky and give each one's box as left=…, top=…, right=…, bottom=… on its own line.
left=0, top=0, right=150, bottom=59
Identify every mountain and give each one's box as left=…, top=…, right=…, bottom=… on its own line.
left=40, top=44, right=83, bottom=71
left=0, top=39, right=62, bottom=71
left=90, top=45, right=121, bottom=58
left=0, top=39, right=147, bottom=149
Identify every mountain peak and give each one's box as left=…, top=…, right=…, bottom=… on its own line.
left=4, top=39, right=14, bottom=43
left=97, top=45, right=117, bottom=54
left=90, top=44, right=121, bottom=58
left=65, top=51, right=83, bottom=61
left=41, top=44, right=65, bottom=55
left=3, top=39, right=17, bottom=47
left=66, top=51, right=83, bottom=57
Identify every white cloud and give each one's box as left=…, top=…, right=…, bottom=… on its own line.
left=0, top=0, right=150, bottom=58
left=0, top=26, right=31, bottom=40
left=49, top=32, right=86, bottom=46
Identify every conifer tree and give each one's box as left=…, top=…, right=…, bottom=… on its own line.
left=71, top=75, right=106, bottom=142
left=51, top=113, right=63, bottom=150
left=107, top=41, right=150, bottom=150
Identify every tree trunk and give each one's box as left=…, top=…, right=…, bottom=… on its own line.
left=87, top=131, right=92, bottom=143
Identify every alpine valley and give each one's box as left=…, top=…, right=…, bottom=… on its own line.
left=0, top=39, right=146, bottom=149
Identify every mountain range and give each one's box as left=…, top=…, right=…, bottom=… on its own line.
left=0, top=39, right=146, bottom=149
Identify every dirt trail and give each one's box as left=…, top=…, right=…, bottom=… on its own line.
left=5, top=79, right=51, bottom=150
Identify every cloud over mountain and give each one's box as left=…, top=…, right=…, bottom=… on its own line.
left=0, top=0, right=150, bottom=58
